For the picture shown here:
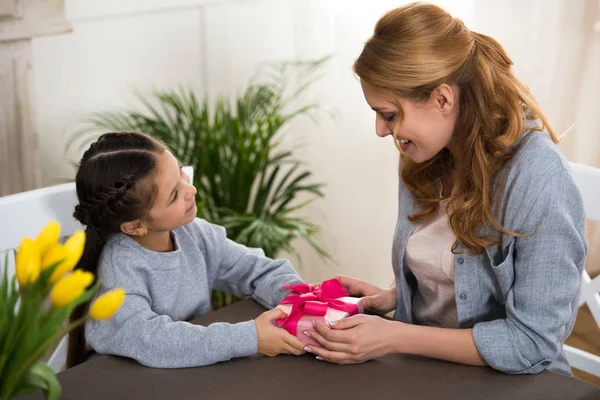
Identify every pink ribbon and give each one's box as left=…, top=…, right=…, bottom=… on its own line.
left=276, top=279, right=359, bottom=336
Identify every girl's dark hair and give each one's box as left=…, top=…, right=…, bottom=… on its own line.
left=67, top=131, right=165, bottom=367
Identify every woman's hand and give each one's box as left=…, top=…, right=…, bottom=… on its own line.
left=335, top=275, right=397, bottom=315
left=304, top=314, right=400, bottom=364
left=255, top=308, right=306, bottom=356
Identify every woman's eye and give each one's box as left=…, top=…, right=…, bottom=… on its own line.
left=383, top=113, right=396, bottom=122
left=173, top=191, right=179, bottom=202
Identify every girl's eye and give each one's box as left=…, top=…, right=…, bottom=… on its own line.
left=173, top=191, right=179, bottom=202
left=383, top=113, right=396, bottom=122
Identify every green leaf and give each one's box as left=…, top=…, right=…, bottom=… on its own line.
left=36, top=307, right=70, bottom=351
left=0, top=252, right=10, bottom=354
left=13, top=361, right=62, bottom=400
left=0, top=251, right=8, bottom=302
left=2, top=286, right=44, bottom=384
left=0, top=257, right=18, bottom=379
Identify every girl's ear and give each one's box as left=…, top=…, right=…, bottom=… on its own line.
left=120, top=220, right=148, bottom=236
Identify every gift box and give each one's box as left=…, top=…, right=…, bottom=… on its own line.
left=275, top=279, right=364, bottom=347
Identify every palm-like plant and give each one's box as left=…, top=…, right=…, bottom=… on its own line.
left=66, top=59, right=330, bottom=309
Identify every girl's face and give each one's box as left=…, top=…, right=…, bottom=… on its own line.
left=360, top=80, right=459, bottom=163
left=144, top=150, right=197, bottom=233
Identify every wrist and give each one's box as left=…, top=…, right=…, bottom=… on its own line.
left=385, top=286, right=396, bottom=297
left=389, top=319, right=416, bottom=354
left=384, top=319, right=406, bottom=355
left=385, top=286, right=398, bottom=309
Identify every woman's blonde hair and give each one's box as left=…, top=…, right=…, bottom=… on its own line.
left=354, top=2, right=559, bottom=254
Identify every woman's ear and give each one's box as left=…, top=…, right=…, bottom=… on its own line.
left=120, top=220, right=148, bottom=236
left=431, top=83, right=457, bottom=114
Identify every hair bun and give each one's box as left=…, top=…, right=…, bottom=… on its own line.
left=73, top=204, right=86, bottom=225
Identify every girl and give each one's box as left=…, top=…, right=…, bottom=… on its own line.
left=304, top=2, right=587, bottom=376
left=67, top=131, right=306, bottom=368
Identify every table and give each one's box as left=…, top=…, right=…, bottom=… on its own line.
left=21, top=299, right=600, bottom=400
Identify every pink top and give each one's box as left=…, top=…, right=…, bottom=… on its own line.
left=405, top=199, right=459, bottom=328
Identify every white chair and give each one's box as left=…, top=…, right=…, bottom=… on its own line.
left=0, top=167, right=194, bottom=372
left=564, top=162, right=600, bottom=377
left=0, top=182, right=81, bottom=373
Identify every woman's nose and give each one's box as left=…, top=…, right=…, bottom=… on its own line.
left=376, top=118, right=392, bottom=138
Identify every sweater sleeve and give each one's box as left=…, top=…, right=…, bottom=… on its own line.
left=196, top=220, right=303, bottom=308
left=85, top=246, right=258, bottom=368
left=472, top=169, right=588, bottom=374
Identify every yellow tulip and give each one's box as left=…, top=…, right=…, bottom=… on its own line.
left=50, top=270, right=94, bottom=308
left=35, top=220, right=61, bottom=258
left=42, top=244, right=67, bottom=271
left=89, top=288, right=125, bottom=320
left=49, top=231, right=86, bottom=284
left=15, top=237, right=41, bottom=286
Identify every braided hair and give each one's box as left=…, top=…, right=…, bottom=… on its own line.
left=68, top=132, right=165, bottom=367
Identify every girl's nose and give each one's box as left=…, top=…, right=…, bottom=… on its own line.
left=185, top=183, right=197, bottom=199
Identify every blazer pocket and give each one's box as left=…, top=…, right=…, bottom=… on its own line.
left=488, top=240, right=516, bottom=302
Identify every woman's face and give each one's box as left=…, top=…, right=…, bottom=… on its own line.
left=360, top=80, right=459, bottom=163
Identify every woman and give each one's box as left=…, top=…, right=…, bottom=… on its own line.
left=303, top=2, right=587, bottom=375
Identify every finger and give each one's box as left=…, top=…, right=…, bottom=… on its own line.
left=361, top=294, right=375, bottom=310
left=305, top=327, right=351, bottom=352
left=307, top=345, right=354, bottom=364
left=285, top=343, right=305, bottom=356
left=313, top=322, right=348, bottom=342
left=361, top=294, right=387, bottom=312
left=333, top=275, right=362, bottom=294
left=284, top=333, right=308, bottom=352
left=277, top=347, right=291, bottom=355
left=264, top=307, right=288, bottom=322
left=328, top=315, right=366, bottom=330
left=333, top=275, right=350, bottom=284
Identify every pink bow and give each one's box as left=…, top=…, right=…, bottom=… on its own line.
left=276, top=279, right=359, bottom=336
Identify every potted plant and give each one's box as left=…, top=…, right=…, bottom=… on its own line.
left=66, top=59, right=331, bottom=309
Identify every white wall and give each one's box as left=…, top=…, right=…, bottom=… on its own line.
left=469, top=0, right=600, bottom=167
left=30, top=0, right=599, bottom=285
left=31, top=1, right=205, bottom=182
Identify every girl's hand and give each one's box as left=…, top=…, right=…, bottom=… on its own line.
left=304, top=314, right=399, bottom=364
left=335, top=275, right=397, bottom=315
left=255, top=308, right=306, bottom=356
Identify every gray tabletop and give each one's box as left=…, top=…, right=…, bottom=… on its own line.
left=20, top=299, right=600, bottom=400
